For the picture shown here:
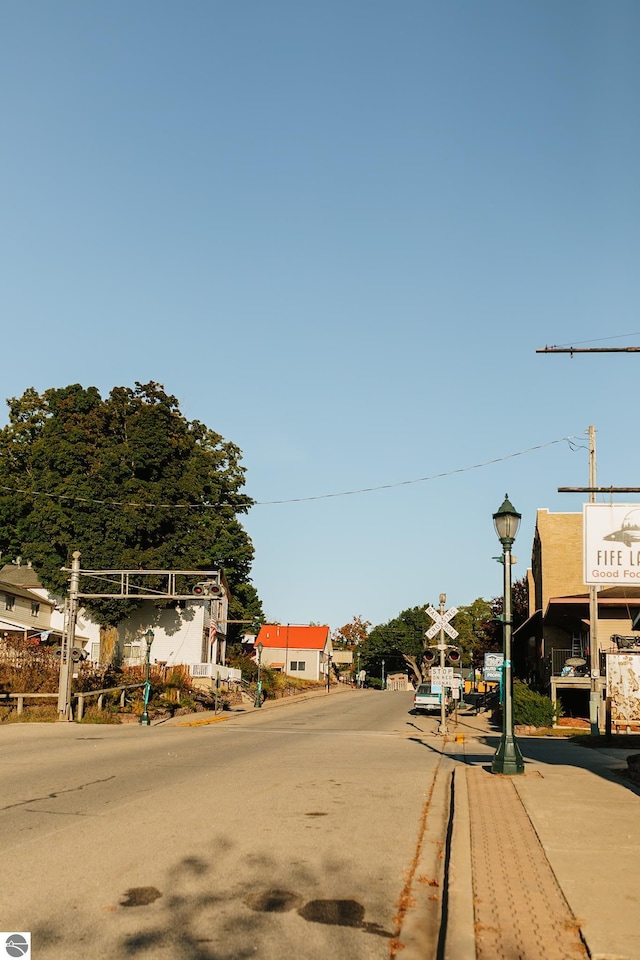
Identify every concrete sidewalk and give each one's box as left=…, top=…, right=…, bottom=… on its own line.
left=444, top=709, right=640, bottom=960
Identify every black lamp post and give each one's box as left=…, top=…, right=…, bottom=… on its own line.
left=381, top=659, right=386, bottom=690
left=492, top=495, right=525, bottom=775
left=254, top=642, right=264, bottom=708
left=139, top=629, right=154, bottom=726
left=326, top=653, right=332, bottom=693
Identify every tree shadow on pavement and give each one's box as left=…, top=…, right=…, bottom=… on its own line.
left=32, top=840, right=395, bottom=960
left=452, top=730, right=640, bottom=798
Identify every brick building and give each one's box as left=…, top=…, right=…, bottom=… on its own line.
left=514, top=508, right=640, bottom=719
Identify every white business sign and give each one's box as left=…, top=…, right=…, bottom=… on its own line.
left=584, top=503, right=640, bottom=586
left=484, top=652, right=504, bottom=682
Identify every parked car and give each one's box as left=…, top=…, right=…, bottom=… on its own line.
left=413, top=682, right=453, bottom=714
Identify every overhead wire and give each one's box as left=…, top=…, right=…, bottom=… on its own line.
left=0, top=434, right=581, bottom=510
left=254, top=435, right=580, bottom=504
left=550, top=332, right=640, bottom=348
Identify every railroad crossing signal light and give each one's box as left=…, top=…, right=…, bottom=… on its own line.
left=447, top=647, right=461, bottom=665
left=424, top=648, right=437, bottom=664
left=54, top=647, right=88, bottom=661
left=192, top=580, right=225, bottom=598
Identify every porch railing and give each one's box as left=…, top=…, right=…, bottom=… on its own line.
left=551, top=648, right=572, bottom=676
left=190, top=663, right=242, bottom=682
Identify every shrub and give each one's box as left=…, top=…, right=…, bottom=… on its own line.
left=493, top=680, right=558, bottom=728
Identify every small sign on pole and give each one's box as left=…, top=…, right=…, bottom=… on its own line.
left=484, top=652, right=504, bottom=682
left=431, top=666, right=455, bottom=686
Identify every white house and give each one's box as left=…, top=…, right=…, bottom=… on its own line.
left=112, top=576, right=240, bottom=685
left=0, top=561, right=239, bottom=685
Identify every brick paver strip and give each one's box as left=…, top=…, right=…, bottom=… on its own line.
left=467, top=767, right=588, bottom=960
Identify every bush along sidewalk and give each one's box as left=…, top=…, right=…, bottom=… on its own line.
left=492, top=680, right=559, bottom=729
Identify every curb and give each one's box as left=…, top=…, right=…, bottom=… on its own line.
left=394, top=757, right=453, bottom=960
left=444, top=765, right=475, bottom=960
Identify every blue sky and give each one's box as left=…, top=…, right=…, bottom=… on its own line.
left=2, top=1, right=640, bottom=631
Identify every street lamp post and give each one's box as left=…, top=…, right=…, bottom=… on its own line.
left=356, top=651, right=360, bottom=688
left=139, top=629, right=154, bottom=726
left=381, top=659, right=385, bottom=690
left=492, top=495, right=525, bottom=775
left=254, top=642, right=264, bottom=708
left=327, top=653, right=332, bottom=693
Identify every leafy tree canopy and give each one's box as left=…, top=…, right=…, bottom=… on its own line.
left=332, top=616, right=371, bottom=648
left=362, top=605, right=434, bottom=685
left=362, top=578, right=529, bottom=685
left=0, top=382, right=263, bottom=631
left=453, top=598, right=493, bottom=663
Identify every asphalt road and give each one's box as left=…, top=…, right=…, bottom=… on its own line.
left=0, top=689, right=450, bottom=960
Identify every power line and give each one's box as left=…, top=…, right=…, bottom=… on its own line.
left=0, top=435, right=580, bottom=511
left=254, top=436, right=578, bottom=504
left=551, top=332, right=640, bottom=348
left=537, top=332, right=640, bottom=355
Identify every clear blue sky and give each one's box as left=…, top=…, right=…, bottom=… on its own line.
left=2, top=1, right=639, bottom=631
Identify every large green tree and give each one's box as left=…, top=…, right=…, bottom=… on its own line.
left=452, top=598, right=494, bottom=665
left=0, top=381, right=262, bottom=632
left=483, top=576, right=529, bottom=652
left=362, top=605, right=435, bottom=685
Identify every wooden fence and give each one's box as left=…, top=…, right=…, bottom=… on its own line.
left=0, top=683, right=146, bottom=719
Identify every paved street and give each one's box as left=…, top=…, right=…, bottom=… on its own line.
left=0, top=689, right=450, bottom=960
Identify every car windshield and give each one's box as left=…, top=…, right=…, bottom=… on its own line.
left=416, top=684, right=432, bottom=694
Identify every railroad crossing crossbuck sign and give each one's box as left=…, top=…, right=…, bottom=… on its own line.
left=425, top=605, right=459, bottom=641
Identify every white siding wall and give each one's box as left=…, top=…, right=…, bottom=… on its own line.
left=262, top=647, right=322, bottom=681
left=117, top=602, right=207, bottom=667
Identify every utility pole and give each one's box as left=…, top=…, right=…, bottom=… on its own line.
left=539, top=344, right=640, bottom=730
left=588, top=426, right=600, bottom=735
left=57, top=551, right=81, bottom=721
left=555, top=428, right=601, bottom=734
left=537, top=346, right=640, bottom=355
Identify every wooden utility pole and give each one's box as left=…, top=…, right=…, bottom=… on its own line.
left=555, top=428, right=602, bottom=733
left=587, top=427, right=599, bottom=735
left=539, top=342, right=640, bottom=730
left=537, top=346, right=640, bottom=354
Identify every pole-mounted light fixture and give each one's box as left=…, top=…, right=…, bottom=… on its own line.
left=140, top=629, right=154, bottom=726
left=493, top=494, right=521, bottom=546
left=254, top=641, right=264, bottom=708
left=492, top=495, right=524, bottom=775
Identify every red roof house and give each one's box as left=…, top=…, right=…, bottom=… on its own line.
left=254, top=624, right=332, bottom=681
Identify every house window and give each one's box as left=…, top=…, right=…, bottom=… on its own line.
left=298, top=661, right=305, bottom=671
left=123, top=642, right=142, bottom=660
left=290, top=661, right=298, bottom=671
left=91, top=642, right=101, bottom=661
left=290, top=661, right=306, bottom=672
left=5, top=594, right=15, bottom=612
left=31, top=601, right=40, bottom=617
